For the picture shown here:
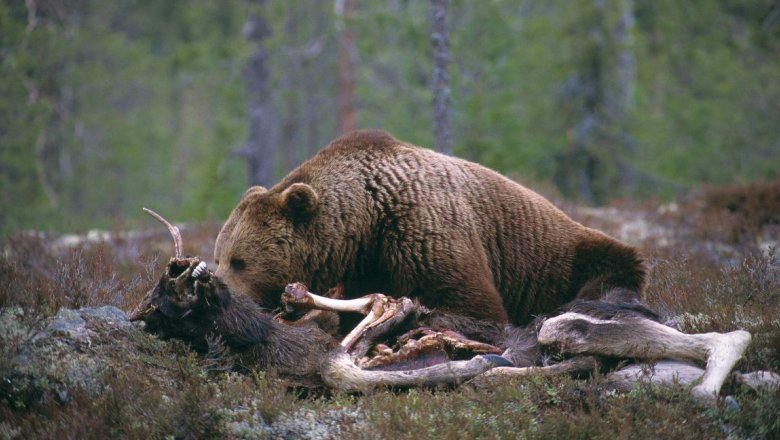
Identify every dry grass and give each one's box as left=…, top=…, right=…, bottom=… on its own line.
left=0, top=223, right=221, bottom=314
left=1, top=183, right=779, bottom=439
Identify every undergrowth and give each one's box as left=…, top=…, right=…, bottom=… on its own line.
left=1, top=183, right=779, bottom=439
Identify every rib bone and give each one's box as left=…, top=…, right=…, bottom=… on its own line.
left=360, top=328, right=504, bottom=370
left=341, top=295, right=415, bottom=352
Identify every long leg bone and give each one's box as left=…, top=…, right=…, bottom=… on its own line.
left=321, top=351, right=511, bottom=392
left=606, top=360, right=707, bottom=393
left=606, top=361, right=780, bottom=394
left=537, top=312, right=752, bottom=400
left=734, top=370, right=780, bottom=392
left=282, top=282, right=377, bottom=315
left=282, top=283, right=419, bottom=353
left=470, top=356, right=600, bottom=387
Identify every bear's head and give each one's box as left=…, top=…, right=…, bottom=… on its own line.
left=214, top=183, right=319, bottom=307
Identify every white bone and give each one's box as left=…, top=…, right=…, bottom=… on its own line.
left=303, top=293, right=376, bottom=314
left=537, top=312, right=752, bottom=400
left=735, top=370, right=780, bottom=392
left=341, top=309, right=378, bottom=350
left=606, top=360, right=705, bottom=392
left=320, top=351, right=499, bottom=392
left=192, top=262, right=207, bottom=278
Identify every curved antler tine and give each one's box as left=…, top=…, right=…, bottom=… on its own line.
left=143, top=207, right=183, bottom=258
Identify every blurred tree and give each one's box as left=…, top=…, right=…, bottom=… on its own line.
left=242, top=0, right=278, bottom=189
left=352, top=0, right=431, bottom=146
left=1, top=0, right=778, bottom=235
left=1, top=0, right=249, bottom=233
left=335, top=0, right=356, bottom=134
left=552, top=0, right=639, bottom=203
left=281, top=1, right=302, bottom=170
left=276, top=0, right=335, bottom=172
left=0, top=0, right=52, bottom=233
left=430, top=0, right=452, bottom=154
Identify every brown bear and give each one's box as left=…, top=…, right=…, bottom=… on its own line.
left=213, top=130, right=645, bottom=325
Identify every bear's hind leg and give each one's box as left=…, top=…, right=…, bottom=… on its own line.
left=423, top=272, right=509, bottom=323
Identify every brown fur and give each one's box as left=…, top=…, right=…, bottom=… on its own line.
left=214, top=130, right=646, bottom=325
left=131, top=268, right=335, bottom=386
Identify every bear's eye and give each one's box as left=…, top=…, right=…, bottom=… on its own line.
left=229, top=258, right=246, bottom=271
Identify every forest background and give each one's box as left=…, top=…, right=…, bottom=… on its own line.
left=2, top=0, right=779, bottom=235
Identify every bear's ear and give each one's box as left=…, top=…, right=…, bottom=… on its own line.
left=242, top=186, right=267, bottom=200
left=281, top=183, right=319, bottom=218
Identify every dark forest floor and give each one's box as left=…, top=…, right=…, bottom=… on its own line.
left=1, top=182, right=779, bottom=439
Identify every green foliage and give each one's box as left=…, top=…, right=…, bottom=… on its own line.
left=633, top=0, right=780, bottom=187
left=1, top=0, right=778, bottom=233
left=0, top=0, right=250, bottom=234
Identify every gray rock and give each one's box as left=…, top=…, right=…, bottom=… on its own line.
left=263, top=408, right=364, bottom=440
left=79, top=305, right=130, bottom=327
left=734, top=370, right=780, bottom=392
left=0, top=307, right=32, bottom=345
left=44, top=308, right=90, bottom=342
left=723, top=395, right=740, bottom=412
left=1, top=305, right=148, bottom=407
left=225, top=402, right=271, bottom=440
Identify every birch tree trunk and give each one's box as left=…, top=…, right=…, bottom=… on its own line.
left=335, top=0, right=356, bottom=135
left=430, top=0, right=452, bottom=154
left=555, top=0, right=637, bottom=202
left=610, top=0, right=635, bottom=122
left=243, top=1, right=278, bottom=188
left=282, top=2, right=301, bottom=171
left=611, top=0, right=637, bottom=188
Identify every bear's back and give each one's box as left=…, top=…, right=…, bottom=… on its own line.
left=284, top=130, right=645, bottom=324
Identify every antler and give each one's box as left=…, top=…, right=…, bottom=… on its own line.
left=143, top=207, right=183, bottom=258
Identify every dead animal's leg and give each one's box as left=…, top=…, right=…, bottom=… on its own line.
left=610, top=363, right=780, bottom=395
left=320, top=350, right=511, bottom=392
left=606, top=360, right=706, bottom=393
left=537, top=312, right=752, bottom=400
left=475, top=356, right=600, bottom=381
left=733, top=370, right=780, bottom=392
